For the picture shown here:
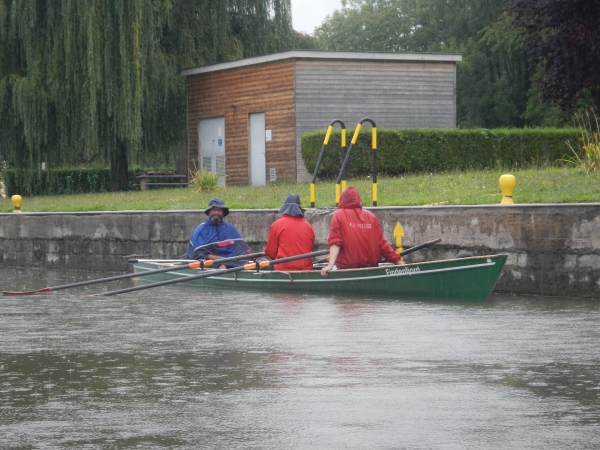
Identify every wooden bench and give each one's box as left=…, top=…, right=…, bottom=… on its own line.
left=135, top=172, right=188, bottom=190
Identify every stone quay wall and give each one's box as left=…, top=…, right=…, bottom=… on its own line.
left=1, top=204, right=599, bottom=298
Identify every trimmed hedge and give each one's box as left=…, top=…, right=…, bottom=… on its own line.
left=3, top=168, right=142, bottom=197
left=301, top=128, right=580, bottom=179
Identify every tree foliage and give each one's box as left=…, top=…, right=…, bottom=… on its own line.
left=0, top=0, right=293, bottom=190
left=314, top=0, right=419, bottom=52
left=456, top=12, right=532, bottom=127
left=290, top=30, right=318, bottom=50
left=506, top=0, right=600, bottom=111
left=316, top=0, right=512, bottom=53
left=314, top=0, right=566, bottom=128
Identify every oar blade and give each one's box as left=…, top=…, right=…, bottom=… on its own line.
left=2, top=287, right=52, bottom=296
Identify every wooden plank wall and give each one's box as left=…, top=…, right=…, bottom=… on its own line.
left=295, top=59, right=458, bottom=181
left=185, top=60, right=296, bottom=185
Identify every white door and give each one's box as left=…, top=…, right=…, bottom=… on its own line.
left=199, top=117, right=226, bottom=186
left=249, top=112, right=266, bottom=186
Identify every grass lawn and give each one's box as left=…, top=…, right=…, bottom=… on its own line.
left=1, top=167, right=599, bottom=213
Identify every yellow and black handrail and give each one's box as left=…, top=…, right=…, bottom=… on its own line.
left=310, top=119, right=346, bottom=207
left=335, top=117, right=378, bottom=206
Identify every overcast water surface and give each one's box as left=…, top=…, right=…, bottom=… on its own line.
left=1, top=267, right=599, bottom=449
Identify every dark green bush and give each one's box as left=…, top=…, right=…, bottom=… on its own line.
left=2, top=167, right=147, bottom=196
left=302, top=128, right=580, bottom=179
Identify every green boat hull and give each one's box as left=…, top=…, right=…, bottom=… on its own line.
left=133, top=254, right=507, bottom=301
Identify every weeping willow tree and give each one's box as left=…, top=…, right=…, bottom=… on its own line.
left=0, top=0, right=292, bottom=190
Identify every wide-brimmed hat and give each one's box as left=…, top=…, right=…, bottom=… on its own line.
left=279, top=193, right=304, bottom=217
left=205, top=197, right=229, bottom=216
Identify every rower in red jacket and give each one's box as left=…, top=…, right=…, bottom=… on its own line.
left=265, top=193, right=316, bottom=271
left=321, top=186, right=403, bottom=276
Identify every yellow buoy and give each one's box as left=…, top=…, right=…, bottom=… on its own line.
left=11, top=194, right=22, bottom=213
left=499, top=174, right=516, bottom=204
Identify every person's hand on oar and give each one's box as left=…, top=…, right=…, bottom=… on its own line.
left=204, top=253, right=228, bottom=269
left=2, top=251, right=266, bottom=296
left=320, top=245, right=340, bottom=277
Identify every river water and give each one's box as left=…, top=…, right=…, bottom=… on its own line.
left=1, top=267, right=599, bottom=449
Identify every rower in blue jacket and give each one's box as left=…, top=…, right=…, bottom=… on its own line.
left=185, top=198, right=253, bottom=268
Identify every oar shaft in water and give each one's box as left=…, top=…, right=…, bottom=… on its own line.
left=96, top=250, right=330, bottom=297
left=2, top=251, right=266, bottom=296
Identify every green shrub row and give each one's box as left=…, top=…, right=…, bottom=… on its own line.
left=3, top=168, right=144, bottom=196
left=301, top=128, right=580, bottom=179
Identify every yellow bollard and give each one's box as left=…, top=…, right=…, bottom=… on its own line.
left=11, top=195, right=22, bottom=213
left=499, top=174, right=516, bottom=204
left=393, top=222, right=405, bottom=254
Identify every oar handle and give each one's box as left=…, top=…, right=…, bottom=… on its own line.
left=149, top=251, right=266, bottom=271
left=264, top=249, right=329, bottom=266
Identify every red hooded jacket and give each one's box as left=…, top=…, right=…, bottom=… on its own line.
left=265, top=215, right=315, bottom=271
left=327, top=187, right=399, bottom=269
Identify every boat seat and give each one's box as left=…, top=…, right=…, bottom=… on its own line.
left=253, top=270, right=294, bottom=281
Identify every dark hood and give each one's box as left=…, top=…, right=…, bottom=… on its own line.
left=279, top=193, right=304, bottom=217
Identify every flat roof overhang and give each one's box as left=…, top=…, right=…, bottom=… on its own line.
left=181, top=50, right=463, bottom=77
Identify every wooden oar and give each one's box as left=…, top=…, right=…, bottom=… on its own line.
left=1, top=251, right=267, bottom=296
left=95, top=250, right=330, bottom=297
left=397, top=238, right=441, bottom=257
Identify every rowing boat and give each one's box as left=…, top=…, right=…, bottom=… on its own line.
left=132, top=254, right=507, bottom=301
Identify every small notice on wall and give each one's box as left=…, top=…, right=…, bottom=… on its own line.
left=265, top=130, right=272, bottom=142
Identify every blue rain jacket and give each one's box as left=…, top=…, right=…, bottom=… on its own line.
left=185, top=220, right=244, bottom=260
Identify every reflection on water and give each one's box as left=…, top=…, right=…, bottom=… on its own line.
left=1, top=267, right=600, bottom=448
